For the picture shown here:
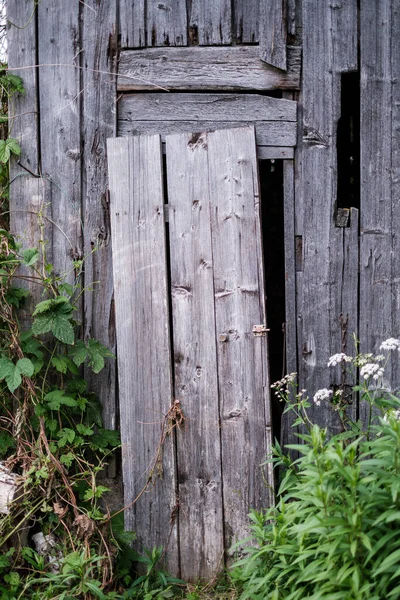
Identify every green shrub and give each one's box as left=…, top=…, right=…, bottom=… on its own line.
left=233, top=343, right=400, bottom=600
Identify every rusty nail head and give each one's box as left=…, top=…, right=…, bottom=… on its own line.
left=219, top=333, right=228, bottom=342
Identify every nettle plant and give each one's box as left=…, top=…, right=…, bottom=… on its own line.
left=0, top=227, right=131, bottom=598
left=233, top=341, right=400, bottom=600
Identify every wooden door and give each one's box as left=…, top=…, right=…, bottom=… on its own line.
left=107, top=125, right=273, bottom=581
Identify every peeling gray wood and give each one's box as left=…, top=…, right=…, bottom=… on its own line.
left=117, top=46, right=301, bottom=91
left=189, top=0, right=231, bottom=44
left=257, top=146, right=294, bottom=159
left=81, top=1, right=118, bottom=442
left=120, top=93, right=297, bottom=122
left=207, top=127, right=274, bottom=549
left=38, top=2, right=82, bottom=283
left=259, top=0, right=287, bottom=70
left=107, top=136, right=178, bottom=570
left=118, top=116, right=297, bottom=148
left=360, top=1, right=394, bottom=406
left=234, top=0, right=259, bottom=43
left=166, top=131, right=224, bottom=581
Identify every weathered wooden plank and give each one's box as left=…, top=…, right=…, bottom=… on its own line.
left=392, top=0, right=400, bottom=388
left=257, top=146, right=294, bottom=159
left=120, top=93, right=297, bottom=122
left=119, top=0, right=145, bottom=47
left=359, top=0, right=394, bottom=403
left=120, top=0, right=187, bottom=48
left=118, top=119, right=297, bottom=147
left=81, top=2, right=118, bottom=441
left=259, top=0, right=287, bottom=70
left=147, top=0, right=188, bottom=46
left=166, top=131, right=224, bottom=581
left=207, top=126, right=274, bottom=549
left=38, top=2, right=82, bottom=283
left=331, top=0, right=358, bottom=72
left=107, top=136, right=178, bottom=569
left=234, top=0, right=259, bottom=43
left=8, top=1, right=50, bottom=321
left=283, top=161, right=297, bottom=379
left=117, top=45, right=301, bottom=91
left=188, top=0, right=231, bottom=45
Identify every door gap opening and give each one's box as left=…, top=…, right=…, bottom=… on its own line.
left=259, top=159, right=285, bottom=445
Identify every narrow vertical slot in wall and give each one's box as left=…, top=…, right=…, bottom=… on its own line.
left=162, top=153, right=181, bottom=578
left=259, top=159, right=285, bottom=443
left=337, top=72, right=360, bottom=216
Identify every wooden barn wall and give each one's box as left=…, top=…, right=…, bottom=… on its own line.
left=7, top=0, right=400, bottom=564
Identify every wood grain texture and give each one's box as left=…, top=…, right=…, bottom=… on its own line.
left=359, top=0, right=394, bottom=406
left=8, top=1, right=49, bottom=318
left=117, top=45, right=301, bottom=91
left=166, top=131, right=224, bottom=581
left=288, top=0, right=359, bottom=438
left=119, top=0, right=145, bottom=47
left=392, top=0, right=400, bottom=389
left=207, top=127, right=274, bottom=549
left=331, top=0, right=358, bottom=72
left=81, top=1, right=118, bottom=434
left=118, top=118, right=297, bottom=148
left=259, top=0, right=287, bottom=70
left=188, top=0, right=231, bottom=44
left=37, top=2, right=82, bottom=283
left=119, top=93, right=297, bottom=122
left=120, top=0, right=187, bottom=47
left=107, top=136, right=178, bottom=569
left=234, top=0, right=259, bottom=43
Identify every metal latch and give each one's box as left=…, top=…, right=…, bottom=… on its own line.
left=252, top=324, right=270, bottom=337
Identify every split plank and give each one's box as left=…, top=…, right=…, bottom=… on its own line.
left=166, top=132, right=224, bottom=581
left=81, top=1, right=118, bottom=436
left=117, top=45, right=301, bottom=91
left=188, top=0, right=231, bottom=45
left=259, top=0, right=287, bottom=70
left=119, top=0, right=145, bottom=47
left=207, top=127, right=274, bottom=548
left=359, top=1, right=394, bottom=405
left=37, top=2, right=82, bottom=283
left=118, top=119, right=296, bottom=148
left=107, top=136, right=178, bottom=569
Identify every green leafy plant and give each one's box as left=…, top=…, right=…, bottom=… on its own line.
left=233, top=342, right=400, bottom=600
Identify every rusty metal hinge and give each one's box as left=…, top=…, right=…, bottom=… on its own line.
left=252, top=324, right=270, bottom=337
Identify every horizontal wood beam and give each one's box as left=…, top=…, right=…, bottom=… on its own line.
left=117, top=45, right=301, bottom=91
left=118, top=118, right=297, bottom=147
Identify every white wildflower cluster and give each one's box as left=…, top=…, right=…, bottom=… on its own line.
left=356, top=353, right=376, bottom=367
left=360, top=363, right=384, bottom=380
left=380, top=338, right=400, bottom=351
left=383, top=409, right=400, bottom=422
left=271, top=373, right=297, bottom=398
left=327, top=353, right=352, bottom=367
left=313, top=388, right=333, bottom=406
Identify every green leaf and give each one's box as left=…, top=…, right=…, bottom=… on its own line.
left=76, top=423, right=94, bottom=436
left=23, top=247, right=40, bottom=266
left=0, top=431, right=15, bottom=458
left=33, top=296, right=72, bottom=316
left=52, top=315, right=75, bottom=345
left=70, top=338, right=114, bottom=373
left=0, top=357, right=34, bottom=392
left=44, top=390, right=78, bottom=410
left=0, top=138, right=21, bottom=163
left=57, top=428, right=75, bottom=448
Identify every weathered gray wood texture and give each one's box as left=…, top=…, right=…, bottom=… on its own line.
left=108, top=127, right=273, bottom=580
left=107, top=136, right=178, bottom=569
left=359, top=0, right=400, bottom=399
left=120, top=0, right=294, bottom=49
left=38, top=2, right=82, bottom=284
left=118, top=93, right=297, bottom=147
left=284, top=0, right=359, bottom=441
left=81, top=0, right=118, bottom=433
left=8, top=0, right=46, bottom=318
left=117, top=46, right=301, bottom=91
left=259, top=0, right=287, bottom=70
